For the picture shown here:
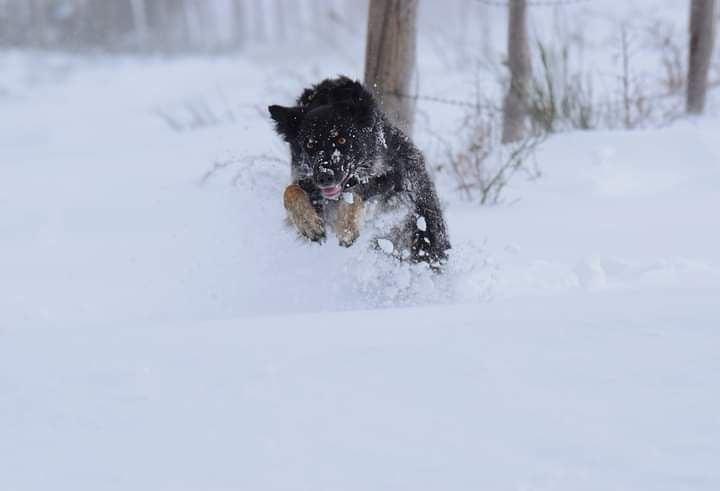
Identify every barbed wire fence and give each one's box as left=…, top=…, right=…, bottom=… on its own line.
left=387, top=87, right=695, bottom=116
left=383, top=0, right=719, bottom=203
left=387, top=90, right=502, bottom=113
left=385, top=0, right=720, bottom=131
left=474, top=0, right=590, bottom=7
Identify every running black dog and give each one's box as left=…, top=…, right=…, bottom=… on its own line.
left=269, top=76, right=450, bottom=269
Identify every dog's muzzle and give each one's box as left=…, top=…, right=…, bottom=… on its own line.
left=316, top=167, right=358, bottom=200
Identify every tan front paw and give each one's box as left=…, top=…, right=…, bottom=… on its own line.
left=336, top=193, right=363, bottom=247
left=296, top=214, right=326, bottom=242
left=284, top=184, right=325, bottom=242
left=337, top=223, right=359, bottom=247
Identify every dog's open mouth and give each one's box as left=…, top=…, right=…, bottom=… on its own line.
left=319, top=184, right=343, bottom=200
left=319, top=172, right=357, bottom=200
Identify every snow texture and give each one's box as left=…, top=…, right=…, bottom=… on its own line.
left=1, top=4, right=720, bottom=486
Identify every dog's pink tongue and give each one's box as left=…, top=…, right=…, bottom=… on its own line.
left=321, top=184, right=342, bottom=198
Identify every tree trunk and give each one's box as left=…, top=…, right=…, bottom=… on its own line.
left=363, top=0, right=419, bottom=136
left=130, top=0, right=149, bottom=49
left=231, top=0, right=246, bottom=49
left=687, top=0, right=717, bottom=114
left=276, top=0, right=288, bottom=42
left=30, top=0, right=48, bottom=47
left=501, top=0, right=531, bottom=143
left=253, top=1, right=267, bottom=44
left=147, top=0, right=177, bottom=50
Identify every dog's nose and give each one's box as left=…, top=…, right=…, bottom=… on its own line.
left=316, top=169, right=335, bottom=187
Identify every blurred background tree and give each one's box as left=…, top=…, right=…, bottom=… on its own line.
left=364, top=0, right=419, bottom=135
left=687, top=0, right=717, bottom=113
left=501, top=0, right=530, bottom=143
left=0, top=0, right=363, bottom=53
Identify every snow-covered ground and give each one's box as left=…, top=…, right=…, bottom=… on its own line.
left=2, top=292, right=718, bottom=490
left=2, top=41, right=719, bottom=490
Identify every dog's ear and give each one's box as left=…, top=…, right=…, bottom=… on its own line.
left=329, top=79, right=368, bottom=105
left=330, top=80, right=375, bottom=127
left=268, top=105, right=304, bottom=140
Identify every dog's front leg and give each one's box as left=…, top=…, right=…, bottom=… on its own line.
left=284, top=184, right=325, bottom=242
left=336, top=193, right=364, bottom=247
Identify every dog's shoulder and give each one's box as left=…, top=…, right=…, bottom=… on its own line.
left=377, top=119, right=424, bottom=170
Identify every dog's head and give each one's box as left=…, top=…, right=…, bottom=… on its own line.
left=269, top=79, right=378, bottom=200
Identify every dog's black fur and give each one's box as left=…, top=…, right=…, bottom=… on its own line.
left=269, top=76, right=450, bottom=268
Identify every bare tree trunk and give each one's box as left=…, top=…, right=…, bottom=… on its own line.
left=188, top=0, right=213, bottom=51
left=501, top=0, right=531, bottom=143
left=364, top=0, right=419, bottom=135
left=253, top=1, right=267, bottom=44
left=30, top=0, right=48, bottom=47
left=620, top=24, right=633, bottom=128
left=151, top=0, right=186, bottom=51
left=231, top=0, right=246, bottom=49
left=179, top=0, right=195, bottom=51
left=687, top=0, right=717, bottom=114
left=130, top=0, right=149, bottom=49
left=275, top=0, right=287, bottom=42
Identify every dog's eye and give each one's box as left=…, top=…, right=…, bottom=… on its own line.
left=337, top=137, right=347, bottom=145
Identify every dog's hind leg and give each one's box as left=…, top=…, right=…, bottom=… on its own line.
left=404, top=165, right=451, bottom=270
left=283, top=184, right=326, bottom=242
left=336, top=193, right=364, bottom=247
left=406, top=206, right=449, bottom=270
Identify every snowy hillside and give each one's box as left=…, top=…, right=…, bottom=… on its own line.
left=2, top=3, right=720, bottom=487
left=2, top=52, right=718, bottom=321
left=1, top=50, right=718, bottom=491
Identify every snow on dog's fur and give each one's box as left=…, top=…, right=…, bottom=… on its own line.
left=269, top=76, right=450, bottom=269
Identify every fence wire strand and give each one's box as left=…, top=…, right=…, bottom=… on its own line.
left=386, top=90, right=501, bottom=112
left=385, top=88, right=695, bottom=115
left=475, top=0, right=590, bottom=7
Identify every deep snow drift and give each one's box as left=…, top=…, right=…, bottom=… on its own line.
left=1, top=48, right=719, bottom=490
left=2, top=292, right=719, bottom=491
